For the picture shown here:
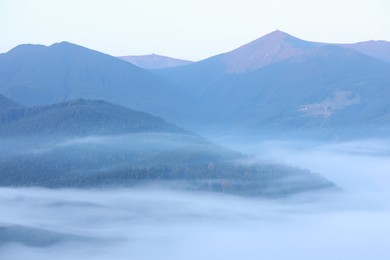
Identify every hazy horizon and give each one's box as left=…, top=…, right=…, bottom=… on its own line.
left=1, top=0, right=389, bottom=60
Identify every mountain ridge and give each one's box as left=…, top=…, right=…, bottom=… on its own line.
left=2, top=32, right=390, bottom=138
left=222, top=30, right=323, bottom=73
left=339, top=40, right=390, bottom=63
left=156, top=30, right=390, bottom=75
left=0, top=41, right=194, bottom=124
left=118, top=53, right=193, bottom=69
left=154, top=36, right=390, bottom=138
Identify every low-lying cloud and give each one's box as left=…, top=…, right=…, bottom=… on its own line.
left=0, top=186, right=389, bottom=260
left=212, top=137, right=390, bottom=192
left=0, top=138, right=389, bottom=260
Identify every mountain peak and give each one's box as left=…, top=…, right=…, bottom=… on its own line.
left=51, top=41, right=73, bottom=46
left=49, top=41, right=93, bottom=52
left=0, top=40, right=191, bottom=123
left=222, top=31, right=321, bottom=73
left=6, top=43, right=47, bottom=55
left=261, top=30, right=292, bottom=39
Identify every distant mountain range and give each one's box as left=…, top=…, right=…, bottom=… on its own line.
left=201, top=30, right=390, bottom=74
left=1, top=31, right=390, bottom=138
left=154, top=30, right=390, bottom=138
left=0, top=42, right=195, bottom=123
left=117, top=31, right=390, bottom=72
left=118, top=54, right=193, bottom=69
left=0, top=98, right=334, bottom=196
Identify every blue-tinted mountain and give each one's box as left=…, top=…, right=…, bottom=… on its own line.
left=153, top=31, right=322, bottom=95
left=221, top=30, right=323, bottom=73
left=0, top=42, right=194, bottom=123
left=118, top=54, right=193, bottom=69
left=340, top=40, right=390, bottom=63
left=215, top=46, right=390, bottom=135
left=154, top=32, right=390, bottom=138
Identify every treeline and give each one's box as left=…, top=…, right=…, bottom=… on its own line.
left=0, top=152, right=334, bottom=197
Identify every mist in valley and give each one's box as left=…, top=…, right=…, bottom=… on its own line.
left=213, top=137, right=390, bottom=192
left=1, top=1, right=389, bottom=259
left=1, top=137, right=389, bottom=260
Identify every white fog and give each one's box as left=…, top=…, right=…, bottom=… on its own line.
left=1, top=139, right=389, bottom=260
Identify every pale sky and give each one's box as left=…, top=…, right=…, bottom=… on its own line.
left=1, top=0, right=389, bottom=61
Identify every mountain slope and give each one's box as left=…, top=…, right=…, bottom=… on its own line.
left=0, top=99, right=335, bottom=196
left=118, top=54, right=193, bottom=69
left=209, top=46, right=390, bottom=129
left=0, top=42, right=193, bottom=123
left=160, top=30, right=321, bottom=77
left=154, top=31, right=389, bottom=94
left=153, top=30, right=323, bottom=96
left=0, top=99, right=184, bottom=136
left=155, top=35, right=390, bottom=137
left=340, top=40, right=390, bottom=63
left=0, top=94, right=22, bottom=110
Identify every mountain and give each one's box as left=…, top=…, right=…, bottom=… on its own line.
left=222, top=30, right=323, bottom=73
left=153, top=30, right=322, bottom=95
left=154, top=32, right=390, bottom=138
left=155, top=31, right=390, bottom=88
left=118, top=54, right=193, bottom=69
left=340, top=40, right=390, bottom=63
left=0, top=94, right=22, bottom=110
left=210, top=45, right=390, bottom=132
left=2, top=35, right=388, bottom=138
left=0, top=42, right=194, bottom=123
left=212, top=30, right=390, bottom=73
left=0, top=99, right=335, bottom=196
left=0, top=99, right=184, bottom=136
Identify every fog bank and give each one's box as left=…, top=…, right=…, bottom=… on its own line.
left=1, top=138, right=389, bottom=259
left=211, top=137, right=390, bottom=192
left=0, top=187, right=389, bottom=260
